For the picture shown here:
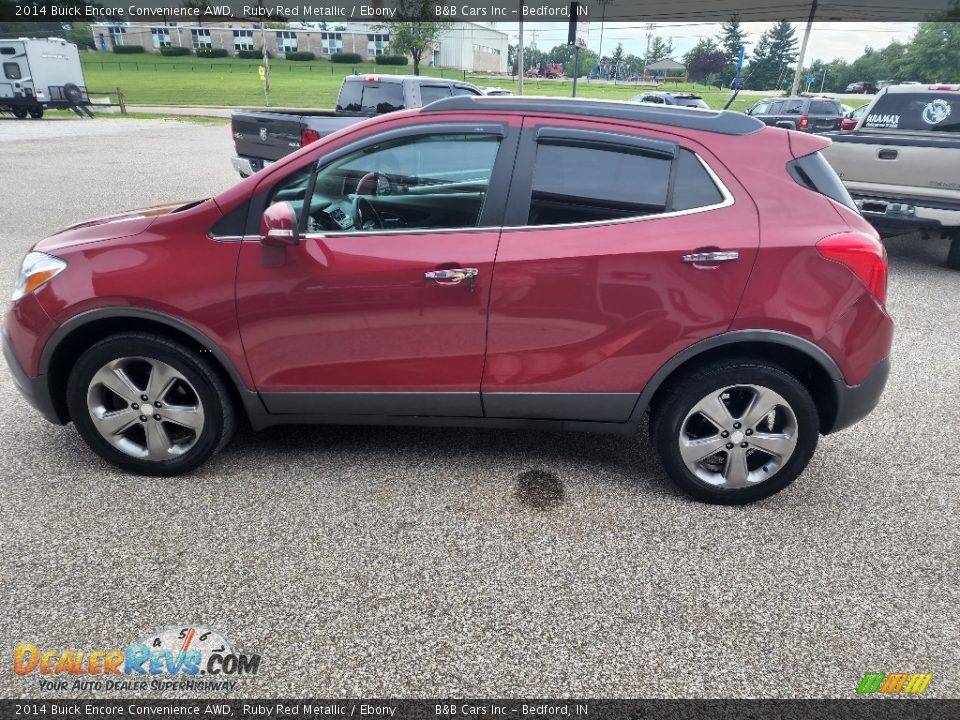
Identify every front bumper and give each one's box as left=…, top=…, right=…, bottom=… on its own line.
left=828, top=356, right=890, bottom=434
left=2, top=328, right=65, bottom=425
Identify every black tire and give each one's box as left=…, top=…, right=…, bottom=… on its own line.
left=947, top=234, right=960, bottom=271
left=66, top=333, right=236, bottom=476
left=651, top=360, right=820, bottom=504
left=28, top=107, right=43, bottom=119
left=12, top=107, right=28, bottom=119
left=63, top=82, right=83, bottom=104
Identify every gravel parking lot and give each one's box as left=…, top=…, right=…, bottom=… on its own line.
left=0, top=117, right=957, bottom=699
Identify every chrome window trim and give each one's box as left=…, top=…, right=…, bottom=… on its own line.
left=241, top=152, right=733, bottom=241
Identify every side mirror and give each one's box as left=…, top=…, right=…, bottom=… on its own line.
left=260, top=201, right=299, bottom=246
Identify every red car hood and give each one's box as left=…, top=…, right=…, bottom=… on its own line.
left=34, top=201, right=201, bottom=254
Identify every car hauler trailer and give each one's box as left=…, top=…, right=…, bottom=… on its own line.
left=0, top=37, right=93, bottom=119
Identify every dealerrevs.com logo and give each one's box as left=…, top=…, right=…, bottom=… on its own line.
left=14, top=626, right=261, bottom=692
left=856, top=672, right=934, bottom=696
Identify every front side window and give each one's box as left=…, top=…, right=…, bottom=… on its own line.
left=4, top=61, right=21, bottom=80
left=420, top=85, right=451, bottom=104
left=266, top=133, right=502, bottom=234
left=751, top=101, right=771, bottom=115
left=525, top=140, right=724, bottom=226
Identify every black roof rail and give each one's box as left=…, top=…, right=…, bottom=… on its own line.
left=419, top=96, right=765, bottom=136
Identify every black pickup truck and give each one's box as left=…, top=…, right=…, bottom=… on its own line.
left=231, top=74, right=484, bottom=177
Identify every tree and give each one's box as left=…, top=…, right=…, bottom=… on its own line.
left=683, top=39, right=726, bottom=84
left=378, top=0, right=450, bottom=76
left=544, top=43, right=599, bottom=78
left=182, top=0, right=210, bottom=25
left=899, top=22, right=960, bottom=82
left=610, top=42, right=625, bottom=67
left=646, top=36, right=674, bottom=65
left=66, top=22, right=95, bottom=50
left=717, top=14, right=748, bottom=64
left=744, top=21, right=798, bottom=90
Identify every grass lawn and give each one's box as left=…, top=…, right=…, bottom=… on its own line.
left=80, top=53, right=762, bottom=112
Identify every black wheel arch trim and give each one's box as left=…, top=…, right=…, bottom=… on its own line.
left=38, top=307, right=267, bottom=421
left=628, top=329, right=845, bottom=425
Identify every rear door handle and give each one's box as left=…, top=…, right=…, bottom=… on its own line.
left=425, top=267, right=479, bottom=292
left=682, top=251, right=739, bottom=264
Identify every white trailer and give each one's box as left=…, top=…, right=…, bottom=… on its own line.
left=0, top=37, right=93, bottom=119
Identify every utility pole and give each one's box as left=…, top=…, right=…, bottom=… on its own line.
left=517, top=5, right=524, bottom=96
left=643, top=23, right=655, bottom=77
left=819, top=66, right=827, bottom=93
left=791, top=0, right=818, bottom=97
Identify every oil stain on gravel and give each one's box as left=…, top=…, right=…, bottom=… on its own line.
left=515, top=469, right=565, bottom=510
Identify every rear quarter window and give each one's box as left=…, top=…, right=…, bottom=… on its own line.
left=863, top=93, right=960, bottom=132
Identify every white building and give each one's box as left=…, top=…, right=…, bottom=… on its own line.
left=430, top=23, right=509, bottom=74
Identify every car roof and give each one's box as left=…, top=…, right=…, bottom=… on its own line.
left=421, top=95, right=764, bottom=136
left=883, top=83, right=960, bottom=93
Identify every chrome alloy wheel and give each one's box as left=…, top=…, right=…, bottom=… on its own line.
left=86, top=356, right=205, bottom=461
left=678, top=384, right=799, bottom=489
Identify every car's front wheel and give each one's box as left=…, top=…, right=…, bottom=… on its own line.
left=67, top=333, right=235, bottom=476
left=651, top=361, right=820, bottom=504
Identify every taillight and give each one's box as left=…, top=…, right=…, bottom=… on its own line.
left=817, top=233, right=888, bottom=304
left=799, top=115, right=809, bottom=129
left=301, top=128, right=320, bottom=146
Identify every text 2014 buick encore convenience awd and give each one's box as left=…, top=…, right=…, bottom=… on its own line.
left=3, top=97, right=893, bottom=504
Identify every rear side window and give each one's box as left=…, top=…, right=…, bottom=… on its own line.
left=420, top=85, right=451, bottom=105
left=673, top=150, right=724, bottom=211
left=787, top=152, right=857, bottom=211
left=525, top=143, right=724, bottom=226
left=360, top=83, right=404, bottom=114
left=783, top=99, right=804, bottom=114
left=4, top=62, right=21, bottom=80
left=336, top=81, right=362, bottom=112
left=863, top=92, right=960, bottom=132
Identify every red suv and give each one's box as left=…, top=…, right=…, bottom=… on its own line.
left=3, top=97, right=892, bottom=503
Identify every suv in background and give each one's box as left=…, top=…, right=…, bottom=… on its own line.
left=4, top=97, right=892, bottom=504
left=846, top=81, right=878, bottom=94
left=630, top=92, right=710, bottom=109
left=746, top=96, right=845, bottom=132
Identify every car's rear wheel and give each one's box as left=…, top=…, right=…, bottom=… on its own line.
left=67, top=333, right=235, bottom=476
left=651, top=361, right=819, bottom=504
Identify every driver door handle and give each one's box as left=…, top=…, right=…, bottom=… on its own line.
left=682, top=251, right=739, bottom=264
left=425, top=268, right=479, bottom=292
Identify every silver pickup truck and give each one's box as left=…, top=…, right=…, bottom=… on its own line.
left=822, top=84, right=960, bottom=269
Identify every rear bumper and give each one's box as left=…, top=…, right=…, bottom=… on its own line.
left=2, top=328, right=65, bottom=425
left=853, top=195, right=960, bottom=234
left=231, top=155, right=275, bottom=177
left=828, top=356, right=890, bottom=434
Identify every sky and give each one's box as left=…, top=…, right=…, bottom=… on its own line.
left=498, top=21, right=919, bottom=63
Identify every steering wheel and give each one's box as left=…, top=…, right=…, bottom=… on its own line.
left=352, top=196, right=384, bottom=231
left=355, top=171, right=394, bottom=197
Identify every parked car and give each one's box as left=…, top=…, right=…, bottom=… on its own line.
left=840, top=103, right=868, bottom=131
left=230, top=74, right=483, bottom=177
left=845, top=81, right=878, bottom=94
left=629, top=92, right=710, bottom=109
left=823, top=83, right=960, bottom=268
left=482, top=87, right=513, bottom=96
left=0, top=37, right=93, bottom=119
left=4, top=97, right=892, bottom=504
left=745, top=96, right=845, bottom=133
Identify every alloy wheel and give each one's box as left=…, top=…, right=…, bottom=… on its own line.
left=85, top=356, right=205, bottom=461
left=678, top=384, right=799, bottom=489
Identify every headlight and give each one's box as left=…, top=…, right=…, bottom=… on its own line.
left=12, top=252, right=67, bottom=302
